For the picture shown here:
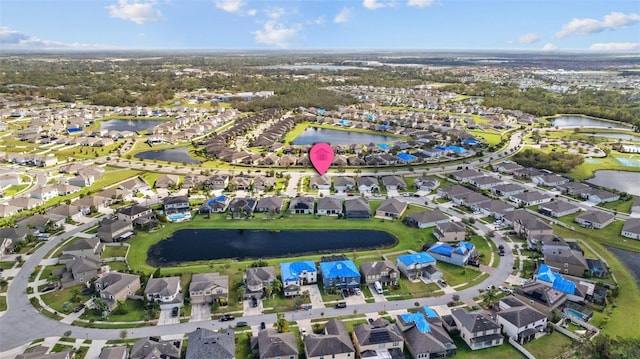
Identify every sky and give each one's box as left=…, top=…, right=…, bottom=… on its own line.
left=0, top=0, right=639, bottom=51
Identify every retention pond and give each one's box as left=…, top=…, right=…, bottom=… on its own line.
left=147, top=229, right=397, bottom=266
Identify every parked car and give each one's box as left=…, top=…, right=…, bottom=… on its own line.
left=73, top=304, right=85, bottom=313
left=220, top=314, right=235, bottom=321
left=260, top=322, right=266, bottom=330
left=335, top=302, right=347, bottom=309
left=236, top=321, right=248, bottom=328
left=171, top=307, right=179, bottom=317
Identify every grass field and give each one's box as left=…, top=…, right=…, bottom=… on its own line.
left=80, top=299, right=146, bottom=322
left=523, top=332, right=574, bottom=358
left=102, top=246, right=129, bottom=258
left=553, top=213, right=640, bottom=253
left=40, top=285, right=91, bottom=313
left=452, top=337, right=525, bottom=359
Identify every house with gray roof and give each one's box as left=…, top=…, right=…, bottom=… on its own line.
left=130, top=337, right=181, bottom=359
left=381, top=175, right=406, bottom=190
left=154, top=174, right=180, bottom=189
left=557, top=182, right=591, bottom=196
left=16, top=348, right=73, bottom=359
left=309, top=175, right=331, bottom=190
left=532, top=174, right=569, bottom=187
left=145, top=276, right=181, bottom=304
left=581, top=188, right=620, bottom=203
left=491, top=183, right=526, bottom=197
left=477, top=199, right=515, bottom=219
left=251, top=328, right=299, bottom=359
left=333, top=176, right=356, bottom=193
left=344, top=197, right=371, bottom=219
left=451, top=308, right=503, bottom=350
left=353, top=318, right=404, bottom=359
left=404, top=209, right=449, bottom=228
left=357, top=176, right=380, bottom=192
left=433, top=221, right=466, bottom=242
left=497, top=305, right=547, bottom=344
left=437, top=184, right=474, bottom=200
left=413, top=177, right=440, bottom=191
left=189, top=272, right=229, bottom=304
left=97, top=218, right=133, bottom=242
left=61, top=237, right=103, bottom=259
left=538, top=201, right=581, bottom=218
left=48, top=204, right=85, bottom=222
left=396, top=307, right=456, bottom=359
left=116, top=204, right=152, bottom=223
left=289, top=196, right=315, bottom=214
left=503, top=209, right=553, bottom=239
left=513, top=282, right=566, bottom=319
left=99, top=346, right=128, bottom=359
left=375, top=197, right=407, bottom=218
left=255, top=196, right=284, bottom=213
left=575, top=210, right=615, bottom=229
left=316, top=196, right=343, bottom=216
left=510, top=191, right=553, bottom=207
left=304, top=319, right=355, bottom=359
left=94, top=272, right=141, bottom=310
left=621, top=218, right=640, bottom=240
left=359, top=260, right=399, bottom=287
left=470, top=176, right=503, bottom=190
left=186, top=328, right=235, bottom=359
left=245, top=266, right=276, bottom=298
left=450, top=169, right=483, bottom=183
left=60, top=255, right=102, bottom=288
left=631, top=197, right=640, bottom=215
left=493, top=161, right=523, bottom=174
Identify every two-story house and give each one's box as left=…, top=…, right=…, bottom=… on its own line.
left=145, top=276, right=182, bottom=305
left=280, top=261, right=317, bottom=297
left=353, top=318, right=404, bottom=359
left=451, top=308, right=503, bottom=350
left=94, top=272, right=141, bottom=310
left=189, top=272, right=229, bottom=305
left=304, top=319, right=355, bottom=359
left=396, top=252, right=438, bottom=281
left=245, top=266, right=276, bottom=298
left=319, top=258, right=360, bottom=290
left=359, top=260, right=399, bottom=287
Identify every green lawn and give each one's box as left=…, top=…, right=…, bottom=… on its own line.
left=452, top=337, right=525, bottom=359
left=127, top=212, right=431, bottom=275
left=4, top=183, right=30, bottom=197
left=438, top=262, right=482, bottom=287
left=554, top=213, right=640, bottom=253
left=40, top=285, right=91, bottom=313
left=102, top=246, right=129, bottom=258
left=0, top=296, right=6, bottom=311
left=469, top=235, right=492, bottom=266
left=386, top=281, right=440, bottom=300
left=80, top=299, right=147, bottom=322
left=523, top=332, right=574, bottom=359
left=106, top=261, right=129, bottom=272
left=0, top=261, right=16, bottom=270
left=596, top=197, right=635, bottom=214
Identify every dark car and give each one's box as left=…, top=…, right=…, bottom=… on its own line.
left=171, top=307, right=179, bottom=317
left=236, top=321, right=248, bottom=328
left=220, top=314, right=235, bottom=321
left=335, top=302, right=347, bottom=309
left=260, top=322, right=266, bottom=330
left=73, top=304, right=85, bottom=313
left=41, top=286, right=56, bottom=293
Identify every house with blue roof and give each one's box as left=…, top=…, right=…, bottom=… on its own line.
left=319, top=259, right=361, bottom=290
left=427, top=241, right=476, bottom=267
left=396, top=252, right=440, bottom=281
left=535, top=264, right=585, bottom=302
left=396, top=307, right=457, bottom=359
left=280, top=261, right=317, bottom=297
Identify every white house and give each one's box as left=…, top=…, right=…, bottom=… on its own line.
left=497, top=305, right=547, bottom=344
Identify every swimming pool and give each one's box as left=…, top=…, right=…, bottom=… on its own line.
left=565, top=308, right=588, bottom=321
left=168, top=213, right=191, bottom=222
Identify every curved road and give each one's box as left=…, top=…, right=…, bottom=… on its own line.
left=0, top=133, right=523, bottom=352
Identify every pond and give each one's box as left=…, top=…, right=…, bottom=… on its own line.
left=147, top=229, right=397, bottom=266
left=100, top=119, right=166, bottom=132
left=586, top=170, right=640, bottom=196
left=586, top=133, right=640, bottom=142
left=550, top=116, right=631, bottom=130
left=604, top=246, right=640, bottom=287
left=292, top=128, right=397, bottom=146
left=134, top=147, right=200, bottom=164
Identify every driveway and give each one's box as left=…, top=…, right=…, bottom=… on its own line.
left=301, top=285, right=324, bottom=309
left=368, top=284, right=387, bottom=303
left=157, top=307, right=180, bottom=325
left=243, top=297, right=263, bottom=316
left=190, top=303, right=211, bottom=322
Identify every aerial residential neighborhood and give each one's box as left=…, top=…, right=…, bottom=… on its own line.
left=1, top=19, right=640, bottom=359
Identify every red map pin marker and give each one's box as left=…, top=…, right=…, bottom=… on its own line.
left=309, top=142, right=334, bottom=175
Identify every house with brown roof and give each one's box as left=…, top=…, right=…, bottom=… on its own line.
left=255, top=196, right=284, bottom=213
left=245, top=266, right=276, bottom=298
left=433, top=221, right=466, bottom=242
left=60, top=255, right=102, bottom=288
left=289, top=196, right=315, bottom=214
left=97, top=218, right=133, bottom=242
left=404, top=209, right=449, bottom=229
left=304, top=319, right=355, bottom=359
left=381, top=175, right=406, bottom=190
left=451, top=308, right=503, bottom=350
left=359, top=260, right=399, bottom=287
left=316, top=196, right=343, bottom=216
left=154, top=174, right=180, bottom=189
left=395, top=307, right=456, bottom=359
left=130, top=337, right=181, bottom=359
left=189, top=272, right=229, bottom=304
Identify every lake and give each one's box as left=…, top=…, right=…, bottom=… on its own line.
left=262, top=65, right=368, bottom=71
left=551, top=116, right=631, bottom=130
left=586, top=170, right=640, bottom=196
left=605, top=246, right=640, bottom=287
left=134, top=147, right=200, bottom=164
left=586, top=133, right=640, bottom=142
left=100, top=119, right=166, bottom=132
left=292, top=128, right=397, bottom=146
left=147, top=229, right=397, bottom=266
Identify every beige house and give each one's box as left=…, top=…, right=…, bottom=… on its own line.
left=97, top=218, right=134, bottom=242
left=433, top=221, right=466, bottom=242
left=95, top=272, right=141, bottom=309
left=189, top=272, right=229, bottom=304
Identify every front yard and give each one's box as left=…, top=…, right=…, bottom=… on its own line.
left=80, top=299, right=148, bottom=322
left=40, top=285, right=91, bottom=313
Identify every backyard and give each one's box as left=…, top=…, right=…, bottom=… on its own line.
left=523, top=332, right=573, bottom=359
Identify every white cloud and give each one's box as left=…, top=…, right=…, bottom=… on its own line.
left=334, top=8, right=351, bottom=23
left=0, top=27, right=108, bottom=49
left=215, top=0, right=245, bottom=13
left=363, top=0, right=386, bottom=10
left=107, top=0, right=164, bottom=24
left=542, top=43, right=558, bottom=51
left=516, top=33, right=540, bottom=44
left=589, top=42, right=640, bottom=51
left=266, top=8, right=286, bottom=20
left=407, top=0, right=433, bottom=7
left=247, top=8, right=257, bottom=16
left=253, top=21, right=299, bottom=48
left=310, top=16, right=325, bottom=25
left=556, top=11, right=640, bottom=38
